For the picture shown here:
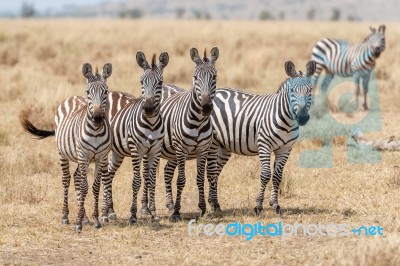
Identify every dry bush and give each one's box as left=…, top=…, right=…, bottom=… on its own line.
left=350, top=237, right=400, bottom=266
left=0, top=45, right=19, bottom=66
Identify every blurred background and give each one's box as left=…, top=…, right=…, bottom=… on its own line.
left=0, top=0, right=397, bottom=21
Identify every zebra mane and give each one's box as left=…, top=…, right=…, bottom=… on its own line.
left=151, top=53, right=156, bottom=67
left=276, top=77, right=291, bottom=93
left=363, top=32, right=376, bottom=43
left=203, top=48, right=209, bottom=62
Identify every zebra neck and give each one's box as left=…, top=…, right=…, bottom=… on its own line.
left=188, top=89, right=209, bottom=122
left=277, top=88, right=297, bottom=123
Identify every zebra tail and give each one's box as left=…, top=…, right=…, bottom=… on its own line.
left=20, top=116, right=55, bottom=140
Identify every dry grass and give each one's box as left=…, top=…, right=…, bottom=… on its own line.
left=1, top=19, right=400, bottom=265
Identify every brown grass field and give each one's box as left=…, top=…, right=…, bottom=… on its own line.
left=0, top=19, right=400, bottom=265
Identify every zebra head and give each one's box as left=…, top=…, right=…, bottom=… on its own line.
left=366, top=25, right=386, bottom=58
left=284, top=60, right=316, bottom=126
left=136, top=51, right=169, bottom=117
left=190, top=47, right=219, bottom=116
left=82, top=63, right=112, bottom=126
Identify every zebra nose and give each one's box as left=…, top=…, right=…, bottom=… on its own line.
left=92, top=107, right=103, bottom=125
left=201, top=94, right=213, bottom=115
left=142, top=97, right=156, bottom=117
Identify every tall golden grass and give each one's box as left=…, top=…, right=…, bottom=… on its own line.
left=0, top=19, right=400, bottom=265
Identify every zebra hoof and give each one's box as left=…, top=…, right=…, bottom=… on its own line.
left=82, top=217, right=90, bottom=225
left=100, top=216, right=109, bottom=224
left=94, top=221, right=102, bottom=229
left=129, top=217, right=138, bottom=225
left=74, top=224, right=82, bottom=232
left=61, top=218, right=70, bottom=225
left=200, top=209, right=207, bottom=217
left=254, top=207, right=263, bottom=216
left=169, top=214, right=181, bottom=222
left=151, top=216, right=161, bottom=223
left=108, top=212, right=117, bottom=221
left=275, top=205, right=282, bottom=214
left=140, top=207, right=151, bottom=217
left=363, top=104, right=369, bottom=111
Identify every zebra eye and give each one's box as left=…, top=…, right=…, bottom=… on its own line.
left=140, top=80, right=143, bottom=85
left=158, top=80, right=163, bottom=85
left=193, top=76, right=198, bottom=81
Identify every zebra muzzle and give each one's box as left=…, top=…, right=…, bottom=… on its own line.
left=201, top=95, right=213, bottom=116
left=296, top=108, right=310, bottom=126
left=142, top=97, right=156, bottom=117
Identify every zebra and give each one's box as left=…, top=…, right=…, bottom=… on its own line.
left=20, top=63, right=113, bottom=231
left=103, top=51, right=168, bottom=224
left=140, top=47, right=219, bottom=221
left=311, top=25, right=386, bottom=110
left=204, top=60, right=316, bottom=215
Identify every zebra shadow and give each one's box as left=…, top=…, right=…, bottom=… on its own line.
left=106, top=217, right=174, bottom=231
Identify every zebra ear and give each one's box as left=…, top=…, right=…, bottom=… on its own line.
left=285, top=61, right=298, bottom=78
left=210, top=47, right=219, bottom=64
left=102, top=63, right=112, bottom=80
left=136, top=51, right=150, bottom=70
left=379, top=25, right=386, bottom=34
left=369, top=26, right=376, bottom=33
left=190, top=47, right=203, bottom=65
left=82, top=63, right=94, bottom=80
left=158, top=52, right=169, bottom=70
left=305, top=60, right=316, bottom=77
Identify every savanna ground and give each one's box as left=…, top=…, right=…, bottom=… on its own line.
left=0, top=19, right=400, bottom=265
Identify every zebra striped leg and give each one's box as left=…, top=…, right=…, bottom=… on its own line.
left=362, top=73, right=371, bottom=110
left=106, top=152, right=124, bottom=220
left=60, top=157, right=71, bottom=225
left=171, top=149, right=188, bottom=221
left=92, top=158, right=109, bottom=228
left=207, top=144, right=231, bottom=213
left=129, top=151, right=142, bottom=225
left=196, top=153, right=207, bottom=216
left=269, top=148, right=292, bottom=214
left=146, top=153, right=161, bottom=222
left=164, top=160, right=177, bottom=215
left=254, top=146, right=272, bottom=215
left=354, top=73, right=361, bottom=109
left=140, top=156, right=151, bottom=217
left=100, top=156, right=112, bottom=225
left=72, top=167, right=90, bottom=225
left=75, top=162, right=89, bottom=231
left=321, top=73, right=334, bottom=93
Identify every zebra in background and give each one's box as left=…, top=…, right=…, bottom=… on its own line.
left=141, top=47, right=219, bottom=221
left=20, top=63, right=113, bottom=231
left=206, top=60, right=316, bottom=215
left=311, top=25, right=386, bottom=110
left=104, top=52, right=168, bottom=224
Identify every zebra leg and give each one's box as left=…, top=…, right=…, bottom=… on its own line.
left=362, top=73, right=371, bottom=110
left=106, top=152, right=124, bottom=220
left=60, top=157, right=71, bottom=225
left=72, top=167, right=90, bottom=225
left=164, top=160, right=177, bottom=215
left=92, top=157, right=109, bottom=228
left=254, top=146, right=272, bottom=215
left=75, top=162, right=89, bottom=231
left=140, top=155, right=150, bottom=217
left=196, top=153, right=207, bottom=216
left=171, top=149, right=188, bottom=221
left=269, top=148, right=292, bottom=214
left=320, top=72, right=334, bottom=93
left=146, top=153, right=161, bottom=222
left=100, top=156, right=112, bottom=225
left=354, top=73, right=361, bottom=109
left=129, top=152, right=142, bottom=225
left=207, top=144, right=231, bottom=213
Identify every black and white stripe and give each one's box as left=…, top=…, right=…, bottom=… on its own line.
left=142, top=47, right=219, bottom=220
left=205, top=61, right=317, bottom=215
left=103, top=52, right=168, bottom=224
left=21, top=63, right=113, bottom=231
left=311, top=25, right=386, bottom=110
